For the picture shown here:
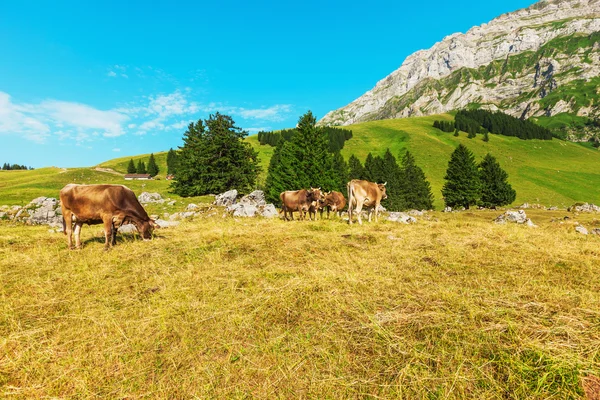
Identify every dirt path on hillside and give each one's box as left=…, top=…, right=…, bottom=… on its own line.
left=94, top=167, right=124, bottom=176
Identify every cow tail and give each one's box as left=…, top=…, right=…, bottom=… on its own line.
left=347, top=181, right=353, bottom=221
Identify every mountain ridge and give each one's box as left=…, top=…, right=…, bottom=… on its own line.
left=318, top=0, right=600, bottom=131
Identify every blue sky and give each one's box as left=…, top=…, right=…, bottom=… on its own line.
left=0, top=0, right=536, bottom=168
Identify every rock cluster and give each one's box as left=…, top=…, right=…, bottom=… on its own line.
left=387, top=212, right=417, bottom=224
left=494, top=210, right=536, bottom=227
left=568, top=203, right=600, bottom=213
left=1, top=197, right=63, bottom=230
left=222, top=190, right=278, bottom=218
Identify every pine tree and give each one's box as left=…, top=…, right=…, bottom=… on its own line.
left=171, top=113, right=260, bottom=196
left=364, top=153, right=386, bottom=183
left=400, top=151, right=434, bottom=210
left=127, top=159, right=136, bottom=173
left=478, top=153, right=516, bottom=208
left=348, top=154, right=365, bottom=180
left=264, top=111, right=336, bottom=203
left=166, top=148, right=179, bottom=175
left=147, top=153, right=159, bottom=177
left=483, top=131, right=489, bottom=142
left=331, top=151, right=349, bottom=194
left=136, top=160, right=147, bottom=174
left=454, top=129, right=459, bottom=137
left=380, top=149, right=403, bottom=211
left=442, top=144, right=481, bottom=209
left=264, top=141, right=300, bottom=203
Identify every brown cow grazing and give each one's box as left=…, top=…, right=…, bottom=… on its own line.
left=347, top=180, right=387, bottom=225
left=320, top=191, right=346, bottom=219
left=280, top=188, right=323, bottom=221
left=60, top=184, right=158, bottom=250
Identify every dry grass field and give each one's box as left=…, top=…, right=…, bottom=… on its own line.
left=2, top=209, right=600, bottom=398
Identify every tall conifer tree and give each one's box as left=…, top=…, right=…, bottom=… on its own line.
left=136, top=160, right=147, bottom=174
left=171, top=113, right=260, bottom=196
left=478, top=153, right=516, bottom=208
left=147, top=153, right=159, bottom=177
left=442, top=144, right=481, bottom=209
left=400, top=151, right=434, bottom=210
left=348, top=154, right=365, bottom=180
left=127, top=159, right=136, bottom=174
left=380, top=149, right=403, bottom=211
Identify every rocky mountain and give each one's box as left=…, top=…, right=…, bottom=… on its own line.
left=319, top=0, right=600, bottom=137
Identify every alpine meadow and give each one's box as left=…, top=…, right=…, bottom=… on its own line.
left=2, top=0, right=600, bottom=398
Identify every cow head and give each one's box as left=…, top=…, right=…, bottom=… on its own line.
left=138, top=219, right=159, bottom=240
left=310, top=187, right=325, bottom=203
left=378, top=182, right=388, bottom=200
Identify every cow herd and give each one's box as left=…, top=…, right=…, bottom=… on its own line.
left=279, top=179, right=387, bottom=224
left=59, top=179, right=388, bottom=250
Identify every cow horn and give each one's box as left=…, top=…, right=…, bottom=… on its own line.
left=383, top=182, right=387, bottom=186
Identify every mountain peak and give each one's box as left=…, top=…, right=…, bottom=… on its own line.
left=319, top=0, right=600, bottom=126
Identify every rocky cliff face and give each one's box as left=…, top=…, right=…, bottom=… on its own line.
left=319, top=0, right=600, bottom=127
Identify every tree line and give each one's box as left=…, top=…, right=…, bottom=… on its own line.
left=2, top=163, right=33, bottom=170
left=442, top=144, right=516, bottom=209
left=257, top=126, right=353, bottom=153
left=263, top=111, right=435, bottom=211
left=433, top=109, right=553, bottom=140
left=167, top=111, right=516, bottom=211
left=127, top=154, right=160, bottom=177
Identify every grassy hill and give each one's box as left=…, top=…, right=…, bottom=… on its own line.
left=247, top=114, right=600, bottom=209
left=1, top=114, right=599, bottom=209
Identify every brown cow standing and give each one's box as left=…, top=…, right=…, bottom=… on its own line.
left=347, top=180, right=387, bottom=225
left=60, top=184, right=158, bottom=250
left=319, top=191, right=346, bottom=219
left=280, top=188, right=323, bottom=221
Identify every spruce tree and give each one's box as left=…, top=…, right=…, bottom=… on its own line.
left=136, top=160, right=147, bottom=174
left=264, top=140, right=299, bottom=203
left=478, top=153, right=516, bottom=208
left=127, top=159, right=136, bottom=174
left=147, top=153, right=159, bottom=177
left=454, top=129, right=459, bottom=137
left=166, top=148, right=179, bottom=175
left=483, top=131, right=489, bottom=142
left=348, top=154, right=365, bottom=180
left=171, top=113, right=260, bottom=196
left=264, top=111, right=336, bottom=203
left=364, top=153, right=386, bottom=183
left=381, top=149, right=403, bottom=211
left=400, top=151, right=434, bottom=210
left=331, top=151, right=349, bottom=194
left=442, top=144, right=480, bottom=209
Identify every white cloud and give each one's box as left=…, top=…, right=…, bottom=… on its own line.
left=112, top=148, right=121, bottom=152
left=39, top=99, right=128, bottom=138
left=169, top=120, right=192, bottom=130
left=238, top=104, right=292, bottom=121
left=0, top=91, right=129, bottom=143
left=107, top=71, right=117, bottom=77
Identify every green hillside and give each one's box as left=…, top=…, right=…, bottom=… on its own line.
left=1, top=114, right=599, bottom=209
left=97, top=151, right=169, bottom=176
left=247, top=114, right=600, bottom=209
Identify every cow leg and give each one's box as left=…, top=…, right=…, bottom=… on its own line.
left=74, top=222, right=83, bottom=249
left=111, top=224, right=117, bottom=245
left=63, top=212, right=74, bottom=249
left=103, top=217, right=113, bottom=250
left=368, top=208, right=373, bottom=223
left=355, top=200, right=364, bottom=225
left=374, top=202, right=380, bottom=222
